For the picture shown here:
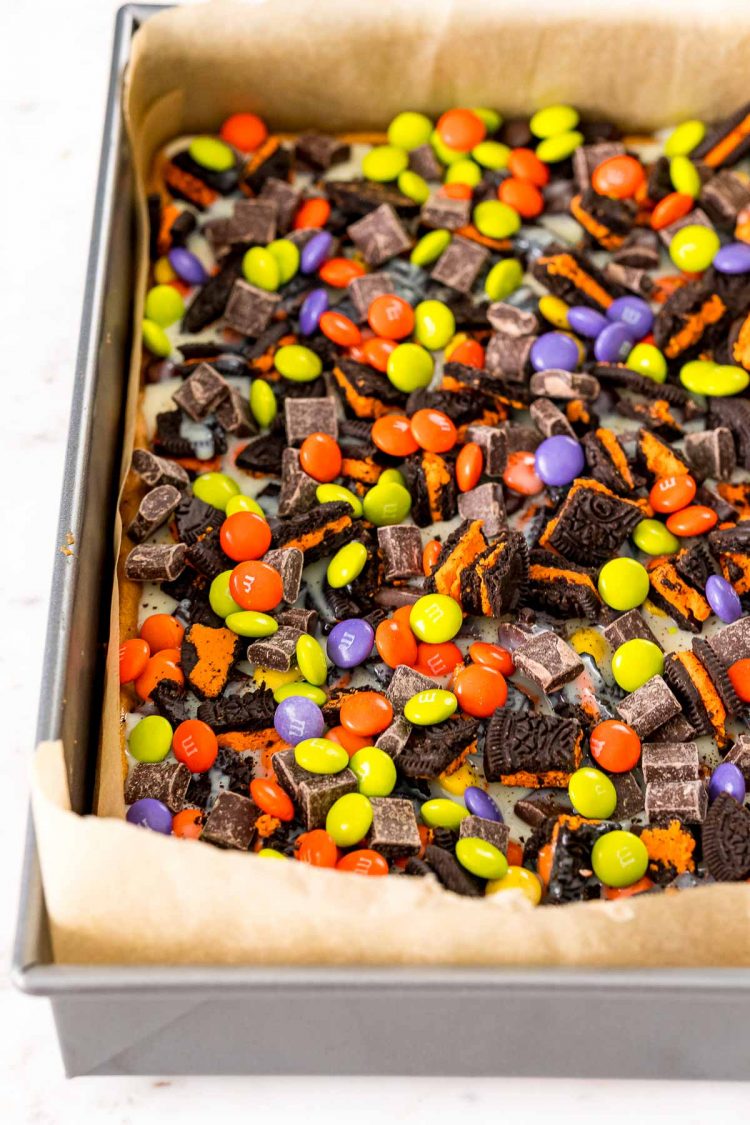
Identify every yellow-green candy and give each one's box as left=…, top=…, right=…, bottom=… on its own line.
left=363, top=481, right=412, bottom=526
left=225, top=610, right=278, bottom=638
left=295, top=737, right=348, bottom=775
left=316, top=483, right=363, bottom=517
left=539, top=295, right=570, bottom=329
left=414, top=300, right=455, bottom=350
left=421, top=797, right=469, bottom=830
left=267, top=238, right=300, bottom=284
left=669, top=224, right=720, bottom=272
left=209, top=571, right=242, bottom=618
left=129, top=715, right=173, bottom=763
left=410, top=593, right=463, bottom=643
left=569, top=767, right=617, bottom=820
left=472, top=140, right=510, bottom=170
left=349, top=747, right=397, bottom=797
left=430, top=130, right=465, bottom=165
left=326, top=793, right=373, bottom=846
left=626, top=342, right=667, bottom=383
left=536, top=131, right=584, bottom=162
left=386, top=342, right=434, bottom=391
left=445, top=159, right=482, bottom=186
left=680, top=360, right=749, bottom=397
left=664, top=119, right=706, bottom=157
left=404, top=688, right=458, bottom=726
left=242, top=246, right=280, bottom=291
left=273, top=681, right=328, bottom=705
left=379, top=468, right=406, bottom=488
left=249, top=378, right=277, bottom=427
left=669, top=155, right=702, bottom=198
left=456, top=837, right=508, bottom=881
left=411, top=229, right=451, bottom=267
left=530, top=104, right=580, bottom=139
left=592, top=830, right=649, bottom=888
left=612, top=638, right=664, bottom=693
left=472, top=107, right=502, bottom=133
left=387, top=111, right=433, bottom=150
left=258, top=848, right=287, bottom=860
left=142, top=318, right=171, bottom=357
left=274, top=344, right=322, bottom=382
left=633, top=518, right=679, bottom=556
left=193, top=471, right=240, bottom=511
left=398, top=170, right=430, bottom=204
left=295, top=635, right=328, bottom=686
left=597, top=557, right=650, bottom=611
left=327, top=541, right=368, bottom=588
left=473, top=199, right=521, bottom=239
left=189, top=135, right=235, bottom=171
left=485, top=258, right=523, bottom=301
left=362, top=144, right=409, bottom=182
left=226, top=493, right=265, bottom=518
left=144, top=284, right=184, bottom=327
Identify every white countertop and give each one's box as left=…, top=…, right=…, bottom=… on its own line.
left=2, top=0, right=748, bottom=1116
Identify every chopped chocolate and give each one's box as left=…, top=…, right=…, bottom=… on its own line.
left=224, top=279, right=281, bottom=337
left=465, top=424, right=507, bottom=476
left=386, top=665, right=441, bottom=711
left=375, top=716, right=412, bottom=759
left=485, top=333, right=534, bottom=380
left=430, top=236, right=489, bottom=293
left=131, top=448, right=189, bottom=490
left=530, top=398, right=576, bottom=439
left=457, top=482, right=506, bottom=537
left=246, top=626, right=302, bottom=672
left=125, top=761, right=191, bottom=813
left=484, top=711, right=583, bottom=788
left=284, top=397, right=338, bottom=444
left=347, top=271, right=394, bottom=321
left=368, top=797, right=422, bottom=858
left=646, top=779, right=708, bottom=825
left=487, top=301, right=539, bottom=337
left=612, top=773, right=644, bottom=820
left=408, top=143, right=443, bottom=182
left=683, top=427, right=736, bottom=481
left=529, top=370, right=601, bottom=400
left=459, top=815, right=510, bottom=853
left=124, top=543, right=187, bottom=582
left=172, top=362, right=230, bottom=421
left=377, top=524, right=423, bottom=581
left=214, top=385, right=255, bottom=435
left=262, top=547, right=303, bottom=603
left=226, top=199, right=277, bottom=246
left=278, top=448, right=318, bottom=516
left=126, top=485, right=182, bottom=544
left=616, top=676, right=681, bottom=738
left=603, top=609, right=660, bottom=651
left=419, top=196, right=471, bottom=231
left=513, top=631, right=584, bottom=694
left=641, top=742, right=700, bottom=785
left=347, top=204, right=412, bottom=267
left=514, top=790, right=572, bottom=828
left=724, top=737, right=750, bottom=783
left=701, top=170, right=750, bottom=229
left=257, top=177, right=302, bottom=232
left=294, top=132, right=349, bottom=171
left=201, top=790, right=260, bottom=850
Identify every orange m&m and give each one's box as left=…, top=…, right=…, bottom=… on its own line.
left=134, top=649, right=183, bottom=700
left=219, top=511, right=272, bottom=561
left=172, top=719, right=219, bottom=773
left=318, top=257, right=365, bottom=287
left=469, top=641, right=514, bottom=676
left=447, top=338, right=485, bottom=368
left=139, top=613, right=184, bottom=653
left=299, top=432, right=343, bottom=482
left=295, top=829, right=339, bottom=867
left=589, top=719, right=642, bottom=773
left=320, top=310, right=361, bottom=348
left=339, top=691, right=393, bottom=737
left=368, top=294, right=415, bottom=340
left=119, top=637, right=150, bottom=684
left=422, top=539, right=442, bottom=576
left=665, top=504, right=718, bottom=537
left=410, top=408, right=457, bottom=453
left=456, top=442, right=484, bottom=492
left=326, top=725, right=373, bottom=756
left=591, top=155, right=645, bottom=199
left=375, top=617, right=419, bottom=669
left=453, top=663, right=508, bottom=717
left=250, top=777, right=295, bottom=821
left=649, top=473, right=696, bottom=513
left=417, top=641, right=463, bottom=678
left=507, top=148, right=549, bottom=187
left=336, top=849, right=389, bottom=876
left=498, top=176, right=544, bottom=219
left=651, top=192, right=694, bottom=231
left=219, top=112, right=268, bottom=152
left=229, top=560, right=284, bottom=612
left=436, top=108, right=486, bottom=152
left=361, top=335, right=397, bottom=371
left=293, top=197, right=331, bottom=229
left=438, top=182, right=473, bottom=200
left=172, top=808, right=204, bottom=839
left=728, top=659, right=750, bottom=703
left=372, top=414, right=419, bottom=457
left=503, top=449, right=544, bottom=495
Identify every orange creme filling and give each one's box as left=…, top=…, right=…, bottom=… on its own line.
left=282, top=513, right=352, bottom=555
left=537, top=252, right=614, bottom=309
left=640, top=820, right=696, bottom=875
left=664, top=294, right=727, bottom=359
left=433, top=520, right=487, bottom=602
left=676, top=651, right=727, bottom=743
left=647, top=559, right=711, bottom=623
left=703, top=113, right=750, bottom=168
left=331, top=365, right=392, bottom=419
left=185, top=623, right=240, bottom=699
left=595, top=427, right=635, bottom=488
left=569, top=194, right=626, bottom=250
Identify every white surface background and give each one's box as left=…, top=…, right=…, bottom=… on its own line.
left=1, top=0, right=748, bottom=1118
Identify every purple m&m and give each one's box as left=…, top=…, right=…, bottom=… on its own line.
left=713, top=242, right=750, bottom=275
left=301, top=230, right=334, bottom=274
left=327, top=618, right=375, bottom=668
left=607, top=295, right=654, bottom=338
left=299, top=287, right=328, bottom=335
left=708, top=762, right=746, bottom=804
left=535, top=434, right=585, bottom=487
left=594, top=320, right=635, bottom=363
left=567, top=306, right=608, bottom=339
left=274, top=695, right=325, bottom=745
left=126, top=798, right=173, bottom=834
left=167, top=247, right=208, bottom=286
left=705, top=575, right=742, bottom=624
left=464, top=785, right=503, bottom=823
left=530, top=331, right=579, bottom=372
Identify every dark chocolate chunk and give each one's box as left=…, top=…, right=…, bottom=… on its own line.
left=530, top=398, right=576, bottom=439
left=513, top=631, right=584, bottom=694
left=458, top=815, right=510, bottom=853
left=375, top=715, right=412, bottom=759
left=603, top=609, right=660, bottom=651
left=385, top=665, right=440, bottom=711
left=285, top=397, right=338, bottom=443
left=131, top=448, right=189, bottom=490
left=683, top=428, right=736, bottom=481
left=277, top=448, right=318, bottom=516
left=424, top=844, right=484, bottom=896
left=347, top=204, right=412, bottom=267
left=612, top=773, right=645, bottom=820
left=485, top=333, right=534, bottom=379
left=701, top=170, right=750, bottom=228
left=257, top=177, right=302, bottom=233
left=226, top=199, right=277, bottom=246
left=346, top=271, right=394, bottom=321
left=201, top=790, right=260, bottom=850
left=529, top=370, right=601, bottom=400
left=430, top=236, right=489, bottom=293
left=124, top=543, right=187, bottom=582
left=172, top=362, right=230, bottom=421
left=616, top=675, right=681, bottom=738
left=457, top=482, right=506, bottom=537
left=126, top=485, right=182, bottom=543
left=644, top=780, right=707, bottom=825
left=262, top=547, right=304, bottom=603
left=419, top=197, right=471, bottom=231
left=368, top=797, right=422, bottom=858
left=125, top=761, right=191, bottom=813
left=465, top=424, right=507, bottom=476
left=641, top=742, right=700, bottom=785
left=214, top=385, right=255, bottom=435
left=514, top=790, right=572, bottom=828
left=724, top=736, right=750, bottom=784
left=408, top=143, right=443, bottom=182
left=276, top=606, right=318, bottom=633
left=246, top=626, right=302, bottom=672
left=377, top=524, right=423, bottom=581
left=224, top=279, right=281, bottom=337
left=294, top=132, right=350, bottom=170
left=484, top=711, right=583, bottom=787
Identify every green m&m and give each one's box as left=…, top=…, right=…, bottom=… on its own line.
left=536, top=130, right=584, bottom=162
left=386, top=342, right=434, bottom=392
left=398, top=170, right=430, bottom=204
left=421, top=797, right=469, bottom=830
left=249, top=378, right=277, bottom=427
left=530, top=104, right=580, bottom=139
left=568, top=767, right=617, bottom=820
left=267, top=238, right=300, bottom=284
left=669, top=155, right=701, bottom=198
left=327, top=541, right=368, bottom=588
left=414, top=300, right=455, bottom=350
left=592, top=829, right=649, bottom=887
left=411, top=229, right=451, bottom=268
left=456, top=837, right=508, bottom=881
left=295, top=737, right=348, bottom=774
left=242, top=246, right=280, bottom=291
left=273, top=681, right=328, bottom=706
left=209, top=571, right=242, bottom=618
left=445, top=159, right=482, bottom=187
left=225, top=610, right=279, bottom=638
left=679, top=360, right=749, bottom=397
left=404, top=688, right=458, bottom=726
left=387, top=111, right=433, bottom=150
left=626, top=342, right=667, bottom=383
left=142, top=318, right=171, bottom=357
left=349, top=747, right=397, bottom=797
left=485, top=258, right=523, bottom=301
left=274, top=344, right=322, bottom=382
left=316, top=483, right=363, bottom=517
left=663, top=119, right=705, bottom=157
left=473, top=199, right=521, bottom=239
left=632, top=518, right=679, bottom=556
left=189, top=135, right=235, bottom=171
left=363, top=481, right=412, bottom=526
left=611, top=639, right=664, bottom=693
left=193, top=471, right=240, bottom=511
left=410, top=594, right=463, bottom=642
left=296, top=634, right=328, bottom=686
left=472, top=140, right=510, bottom=170
left=326, top=793, right=373, bottom=846
left=226, top=494, right=265, bottom=518
left=362, top=144, right=408, bottom=182
left=144, top=284, right=184, bottom=327
left=669, top=224, right=720, bottom=272
left=597, top=557, right=650, bottom=611
left=129, top=715, right=172, bottom=763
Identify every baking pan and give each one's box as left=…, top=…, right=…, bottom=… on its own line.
left=12, top=2, right=750, bottom=1078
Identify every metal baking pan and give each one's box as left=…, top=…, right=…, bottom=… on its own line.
left=12, top=2, right=750, bottom=1078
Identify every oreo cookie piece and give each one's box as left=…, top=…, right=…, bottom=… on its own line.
left=581, top=428, right=636, bottom=494
left=462, top=532, right=529, bottom=618
left=181, top=623, right=244, bottom=700
left=692, top=101, right=750, bottom=169
left=215, top=746, right=255, bottom=796
left=150, top=678, right=190, bottom=728
left=570, top=189, right=636, bottom=251
left=653, top=276, right=728, bottom=362
left=545, top=816, right=612, bottom=904
left=484, top=711, right=583, bottom=788
left=378, top=524, right=423, bottom=581
left=183, top=249, right=245, bottom=333
left=428, top=519, right=488, bottom=605
left=402, top=451, right=458, bottom=527
left=664, top=650, right=728, bottom=744
left=532, top=246, right=624, bottom=311
left=196, top=687, right=276, bottom=733
left=538, top=479, right=642, bottom=566
left=235, top=433, right=286, bottom=475
left=692, top=637, right=745, bottom=719
left=423, top=845, right=484, bottom=897
left=331, top=359, right=406, bottom=419
left=513, top=631, right=584, bottom=694
left=647, top=557, right=711, bottom=634
left=702, top=794, right=750, bottom=881
left=271, top=501, right=356, bottom=562
left=397, top=716, right=480, bottom=779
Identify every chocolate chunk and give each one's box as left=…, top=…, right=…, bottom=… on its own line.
left=226, top=199, right=277, bottom=246
left=616, top=675, right=681, bottom=738
left=484, top=711, right=583, bottom=787
left=375, top=715, right=412, bottom=758
left=424, top=844, right=483, bottom=896
left=408, top=143, right=443, bottom=182
left=485, top=333, right=534, bottom=379
left=419, top=197, right=471, bottom=231
left=683, top=428, right=736, bottom=481
left=347, top=271, right=394, bottom=320
left=278, top=448, right=318, bottom=516
left=644, top=780, right=708, bottom=825
left=514, top=790, right=572, bottom=828
left=513, top=631, right=584, bottom=694
left=603, top=609, right=660, bottom=651
left=430, top=236, right=489, bottom=293
left=641, top=742, right=700, bottom=785
left=530, top=398, right=576, bottom=439
left=612, top=773, right=645, bottom=820
left=276, top=606, right=318, bottom=633
left=257, top=178, right=302, bottom=233
left=201, top=790, right=260, bottom=850
left=294, top=132, right=350, bottom=171
left=368, top=798, right=422, bottom=858
left=457, top=482, right=506, bottom=537
left=465, top=424, right=507, bottom=476
left=263, top=547, right=304, bottom=603
left=725, top=736, right=750, bottom=783
left=385, top=665, right=441, bottom=711
left=377, top=524, right=423, bottom=580
left=327, top=180, right=419, bottom=221
left=124, top=543, right=187, bottom=582
left=284, top=397, right=338, bottom=444
left=126, top=485, right=182, bottom=543
left=459, top=815, right=509, bottom=853
left=702, top=793, right=750, bottom=881
left=125, top=761, right=191, bottom=813
left=700, top=170, right=750, bottom=228
left=347, top=204, right=412, bottom=267
left=529, top=370, right=601, bottom=400
left=214, top=385, right=255, bottom=435
left=246, top=626, right=302, bottom=672
left=646, top=713, right=696, bottom=744
left=224, top=279, right=281, bottom=337
left=486, top=302, right=539, bottom=337
left=273, top=749, right=357, bottom=830
left=172, top=362, right=229, bottom=421
left=131, top=448, right=189, bottom=490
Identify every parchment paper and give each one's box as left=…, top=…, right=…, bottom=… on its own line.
left=31, top=0, right=750, bottom=965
